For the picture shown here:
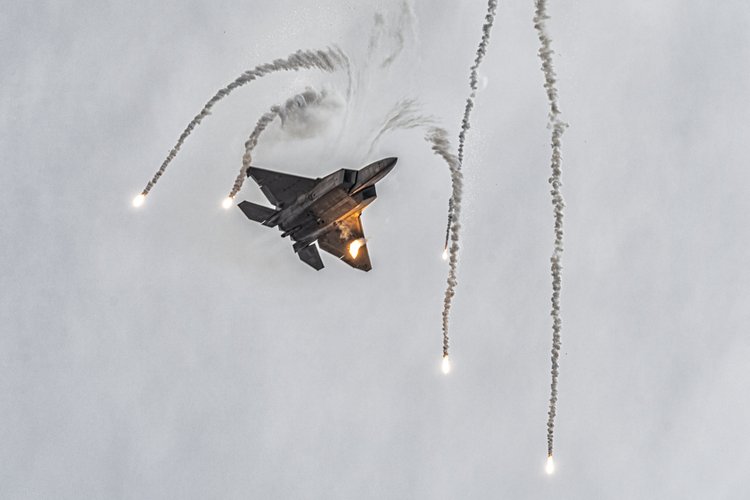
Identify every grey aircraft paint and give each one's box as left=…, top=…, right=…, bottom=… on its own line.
left=238, top=157, right=397, bottom=271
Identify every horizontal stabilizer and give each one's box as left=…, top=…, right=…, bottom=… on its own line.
left=238, top=201, right=277, bottom=226
left=297, top=244, right=324, bottom=271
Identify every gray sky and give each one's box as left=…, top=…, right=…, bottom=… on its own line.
left=2, top=1, right=750, bottom=498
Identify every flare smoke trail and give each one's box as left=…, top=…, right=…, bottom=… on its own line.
left=443, top=197, right=454, bottom=251
left=456, top=0, right=498, bottom=167
left=431, top=0, right=497, bottom=357
left=533, top=0, right=568, bottom=459
left=367, top=1, right=417, bottom=69
left=367, top=101, right=462, bottom=358
left=229, top=89, right=328, bottom=198
left=425, top=127, right=462, bottom=357
left=139, top=47, right=348, bottom=197
left=366, top=99, right=436, bottom=156
left=444, top=0, right=497, bottom=279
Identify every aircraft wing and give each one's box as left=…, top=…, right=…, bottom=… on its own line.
left=247, top=166, right=317, bottom=208
left=317, top=214, right=372, bottom=272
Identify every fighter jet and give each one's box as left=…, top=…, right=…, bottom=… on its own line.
left=237, top=157, right=397, bottom=271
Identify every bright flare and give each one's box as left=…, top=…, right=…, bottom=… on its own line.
left=545, top=455, right=555, bottom=475
left=348, top=239, right=365, bottom=259
left=132, top=194, right=145, bottom=207
left=222, top=196, right=234, bottom=209
left=441, top=355, right=451, bottom=375
left=442, top=247, right=449, bottom=260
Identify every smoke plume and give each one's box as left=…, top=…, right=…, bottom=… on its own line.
left=229, top=88, right=333, bottom=198
left=140, top=47, right=349, bottom=197
left=366, top=99, right=436, bottom=156
left=443, top=197, right=454, bottom=251
left=533, top=0, right=568, bottom=459
left=366, top=1, right=417, bottom=69
left=424, top=127, right=462, bottom=358
left=367, top=101, right=462, bottom=358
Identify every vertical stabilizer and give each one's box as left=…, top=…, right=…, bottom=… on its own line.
left=297, top=244, right=324, bottom=271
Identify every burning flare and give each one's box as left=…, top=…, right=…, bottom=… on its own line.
left=222, top=196, right=234, bottom=209
left=442, top=247, right=449, bottom=261
left=132, top=194, right=145, bottom=208
left=441, top=355, right=451, bottom=375
left=348, top=238, right=365, bottom=258
left=545, top=455, right=555, bottom=475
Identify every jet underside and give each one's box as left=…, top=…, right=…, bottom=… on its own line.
left=238, top=157, right=397, bottom=271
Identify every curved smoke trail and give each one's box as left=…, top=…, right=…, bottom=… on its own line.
left=139, top=47, right=349, bottom=197
left=367, top=100, right=461, bottom=359
left=425, top=127, right=462, bottom=358
left=533, top=0, right=568, bottom=459
left=229, top=88, right=329, bottom=198
left=366, top=99, right=436, bottom=156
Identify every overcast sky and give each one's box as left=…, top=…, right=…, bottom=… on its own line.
left=2, top=1, right=750, bottom=498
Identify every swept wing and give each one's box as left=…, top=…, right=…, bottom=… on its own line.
left=317, top=214, right=372, bottom=272
left=247, top=166, right=317, bottom=208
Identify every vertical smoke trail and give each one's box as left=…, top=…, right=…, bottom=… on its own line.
left=456, top=0, right=498, bottom=167
left=139, top=47, right=348, bottom=197
left=533, top=0, right=568, bottom=459
left=229, top=89, right=328, bottom=198
left=443, top=197, right=454, bottom=252
left=424, top=127, right=462, bottom=358
left=431, top=0, right=497, bottom=360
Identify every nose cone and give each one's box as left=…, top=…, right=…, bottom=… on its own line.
left=380, top=157, right=397, bottom=176
left=365, top=157, right=397, bottom=181
left=351, top=157, right=398, bottom=194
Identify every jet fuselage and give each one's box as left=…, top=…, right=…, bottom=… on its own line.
left=238, top=157, right=397, bottom=271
